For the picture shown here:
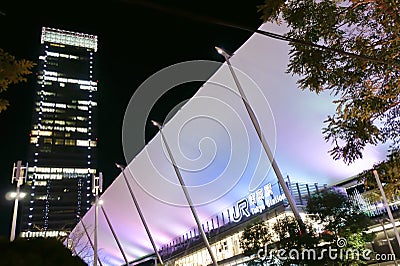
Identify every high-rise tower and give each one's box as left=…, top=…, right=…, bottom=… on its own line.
left=20, top=27, right=98, bottom=238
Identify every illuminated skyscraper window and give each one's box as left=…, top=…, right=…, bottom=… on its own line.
left=20, top=27, right=98, bottom=238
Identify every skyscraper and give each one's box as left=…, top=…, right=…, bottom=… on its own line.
left=20, top=27, right=98, bottom=238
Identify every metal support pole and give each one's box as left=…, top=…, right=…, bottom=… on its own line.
left=92, top=173, right=103, bottom=266
left=94, top=196, right=99, bottom=266
left=100, top=205, right=129, bottom=266
left=116, top=163, right=164, bottom=265
left=10, top=160, right=28, bottom=242
left=215, top=47, right=306, bottom=232
left=296, top=183, right=303, bottom=205
left=152, top=120, right=218, bottom=266
left=10, top=184, right=20, bottom=242
left=381, top=220, right=398, bottom=265
left=374, top=170, right=400, bottom=249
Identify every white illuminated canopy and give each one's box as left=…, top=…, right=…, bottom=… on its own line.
left=68, top=22, right=388, bottom=265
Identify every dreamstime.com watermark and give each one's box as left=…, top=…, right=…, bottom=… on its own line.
left=257, top=238, right=396, bottom=262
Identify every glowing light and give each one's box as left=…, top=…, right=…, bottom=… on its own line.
left=151, top=120, right=162, bottom=128
left=6, top=191, right=27, bottom=200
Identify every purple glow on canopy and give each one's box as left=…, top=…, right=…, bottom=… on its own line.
left=68, top=22, right=389, bottom=265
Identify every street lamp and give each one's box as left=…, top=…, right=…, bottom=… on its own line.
left=9, top=160, right=28, bottom=242
left=152, top=120, right=218, bottom=266
left=115, top=163, right=164, bottom=265
left=6, top=191, right=27, bottom=200
left=215, top=46, right=306, bottom=232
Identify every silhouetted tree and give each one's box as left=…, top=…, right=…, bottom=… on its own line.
left=258, top=0, right=400, bottom=164
left=0, top=236, right=87, bottom=266
left=0, top=48, right=35, bottom=112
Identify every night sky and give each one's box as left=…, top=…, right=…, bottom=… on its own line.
left=0, top=0, right=263, bottom=238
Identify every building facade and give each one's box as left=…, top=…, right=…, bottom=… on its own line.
left=129, top=181, right=328, bottom=266
left=20, top=27, right=99, bottom=238
left=153, top=179, right=400, bottom=266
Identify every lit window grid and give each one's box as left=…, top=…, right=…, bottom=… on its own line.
left=31, top=84, right=97, bottom=149
left=28, top=167, right=96, bottom=174
left=41, top=27, right=98, bottom=52
left=44, top=51, right=80, bottom=60
left=40, top=76, right=97, bottom=91
left=171, top=233, right=244, bottom=266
